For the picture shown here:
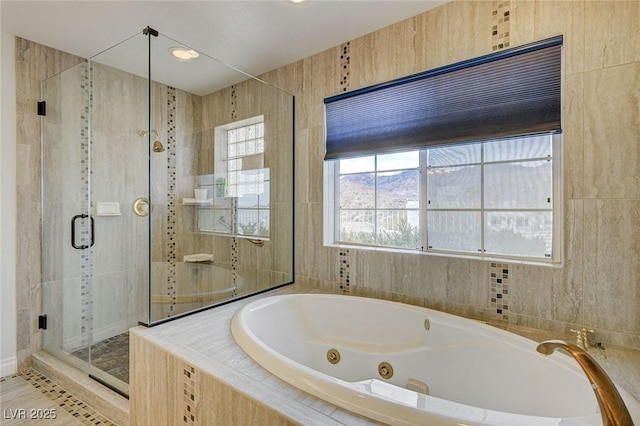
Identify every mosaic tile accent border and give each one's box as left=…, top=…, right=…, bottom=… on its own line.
left=490, top=262, right=509, bottom=320
left=167, top=86, right=178, bottom=315
left=339, top=42, right=351, bottom=93
left=492, top=0, right=511, bottom=51
left=230, top=84, right=237, bottom=121
left=339, top=249, right=350, bottom=293
left=16, top=369, right=117, bottom=425
left=80, top=62, right=93, bottom=341
left=182, top=365, right=197, bottom=424
left=230, top=85, right=238, bottom=294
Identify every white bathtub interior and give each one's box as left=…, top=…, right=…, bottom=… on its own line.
left=232, top=294, right=640, bottom=426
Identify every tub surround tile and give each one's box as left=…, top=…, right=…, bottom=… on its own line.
left=261, top=375, right=339, bottom=418
left=308, top=127, right=325, bottom=204
left=584, top=0, right=640, bottom=72
left=445, top=258, right=490, bottom=309
left=130, top=287, right=380, bottom=426
left=130, top=285, right=640, bottom=426
left=510, top=265, right=560, bottom=321
left=130, top=296, right=364, bottom=425
left=294, top=128, right=310, bottom=204
left=443, top=303, right=495, bottom=325
left=583, top=199, right=640, bottom=335
left=352, top=251, right=393, bottom=295
left=583, top=62, right=640, bottom=199
left=508, top=1, right=535, bottom=49
left=532, top=1, right=584, bottom=75
left=448, top=1, right=491, bottom=63
left=564, top=0, right=585, bottom=76
left=414, top=3, right=449, bottom=72
left=558, top=200, right=584, bottom=324
left=563, top=74, right=584, bottom=200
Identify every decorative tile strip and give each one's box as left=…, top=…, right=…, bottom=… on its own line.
left=80, top=62, right=93, bottom=342
left=339, top=42, right=351, bottom=93
left=492, top=0, right=511, bottom=51
left=230, top=84, right=237, bottom=121
left=182, top=365, right=197, bottom=424
left=167, top=86, right=178, bottom=315
left=339, top=249, right=350, bottom=293
left=490, top=262, right=509, bottom=320
left=230, top=85, right=238, bottom=294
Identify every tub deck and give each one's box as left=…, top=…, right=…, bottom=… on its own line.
left=130, top=284, right=640, bottom=425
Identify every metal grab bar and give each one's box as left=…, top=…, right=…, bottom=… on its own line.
left=536, top=340, right=634, bottom=426
left=217, top=216, right=265, bottom=247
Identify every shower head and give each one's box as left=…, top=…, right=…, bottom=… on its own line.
left=152, top=140, right=165, bottom=153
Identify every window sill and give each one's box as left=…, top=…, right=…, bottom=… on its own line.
left=325, top=242, right=563, bottom=269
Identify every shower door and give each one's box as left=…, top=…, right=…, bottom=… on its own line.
left=41, top=61, right=94, bottom=378
left=41, top=32, right=151, bottom=396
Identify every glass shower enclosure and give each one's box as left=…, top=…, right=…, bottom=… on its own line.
left=40, top=27, right=294, bottom=396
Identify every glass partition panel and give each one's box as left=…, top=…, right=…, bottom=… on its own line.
left=87, top=30, right=150, bottom=393
left=147, top=32, right=294, bottom=323
left=41, top=61, right=92, bottom=375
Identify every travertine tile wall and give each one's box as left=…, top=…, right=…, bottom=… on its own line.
left=15, top=1, right=639, bottom=371
left=255, top=0, right=639, bottom=349
left=196, top=78, right=294, bottom=295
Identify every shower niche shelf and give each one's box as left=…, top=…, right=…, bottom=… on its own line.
left=95, top=202, right=122, bottom=216
left=182, top=198, right=213, bottom=205
left=183, top=253, right=214, bottom=263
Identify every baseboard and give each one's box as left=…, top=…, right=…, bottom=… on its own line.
left=0, top=356, right=17, bottom=377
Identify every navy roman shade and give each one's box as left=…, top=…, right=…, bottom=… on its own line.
left=324, top=36, right=562, bottom=160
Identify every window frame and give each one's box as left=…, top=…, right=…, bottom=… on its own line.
left=324, top=133, right=563, bottom=265
left=209, top=114, right=271, bottom=241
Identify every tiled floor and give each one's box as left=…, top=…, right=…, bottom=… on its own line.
left=0, top=369, right=117, bottom=425
left=72, top=333, right=130, bottom=384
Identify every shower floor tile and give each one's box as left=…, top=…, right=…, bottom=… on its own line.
left=71, top=332, right=130, bottom=384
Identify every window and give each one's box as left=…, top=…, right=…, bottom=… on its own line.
left=200, top=115, right=270, bottom=239
left=323, top=36, right=563, bottom=262
left=327, top=133, right=561, bottom=261
left=336, top=152, right=420, bottom=249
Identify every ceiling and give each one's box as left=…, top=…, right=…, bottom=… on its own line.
left=1, top=0, right=448, bottom=95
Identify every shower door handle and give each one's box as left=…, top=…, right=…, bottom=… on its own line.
left=71, top=214, right=95, bottom=249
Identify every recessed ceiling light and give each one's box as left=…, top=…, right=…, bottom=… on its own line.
left=169, top=46, right=200, bottom=61
left=287, top=0, right=309, bottom=4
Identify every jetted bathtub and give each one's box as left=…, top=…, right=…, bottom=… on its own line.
left=231, top=294, right=640, bottom=426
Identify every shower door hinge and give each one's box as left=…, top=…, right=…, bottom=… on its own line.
left=37, top=101, right=46, bottom=116
left=38, top=314, right=47, bottom=330
left=143, top=26, right=158, bottom=37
